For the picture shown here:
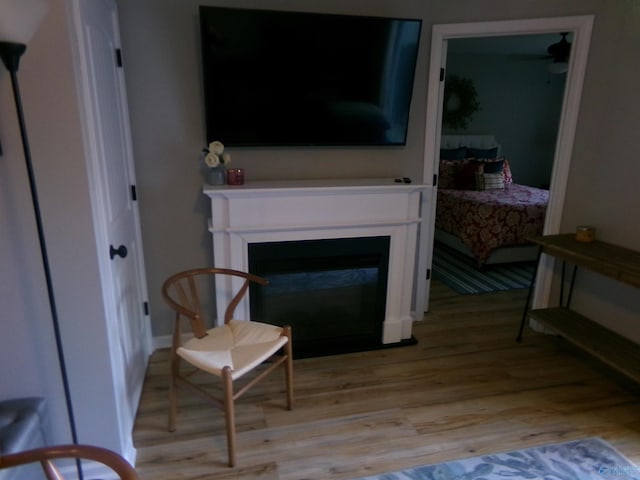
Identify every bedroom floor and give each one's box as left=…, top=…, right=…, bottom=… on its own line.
left=131, top=281, right=640, bottom=480
left=431, top=241, right=536, bottom=294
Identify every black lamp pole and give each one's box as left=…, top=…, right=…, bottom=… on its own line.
left=0, top=40, right=83, bottom=480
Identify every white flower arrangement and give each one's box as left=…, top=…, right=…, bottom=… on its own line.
left=202, top=140, right=231, bottom=169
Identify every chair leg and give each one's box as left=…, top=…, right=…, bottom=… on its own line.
left=168, top=321, right=181, bottom=432
left=284, top=326, right=294, bottom=410
left=222, top=366, right=236, bottom=467
left=168, top=375, right=177, bottom=432
left=168, top=358, right=179, bottom=432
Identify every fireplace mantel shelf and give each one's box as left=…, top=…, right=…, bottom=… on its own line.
left=203, top=177, right=427, bottom=196
left=207, top=217, right=424, bottom=234
left=203, top=177, right=430, bottom=347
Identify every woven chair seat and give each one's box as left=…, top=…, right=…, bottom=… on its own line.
left=178, top=320, right=288, bottom=379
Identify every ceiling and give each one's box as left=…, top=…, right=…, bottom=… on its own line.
left=447, top=32, right=573, bottom=58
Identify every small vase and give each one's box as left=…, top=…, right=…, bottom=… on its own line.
left=208, top=167, right=226, bottom=185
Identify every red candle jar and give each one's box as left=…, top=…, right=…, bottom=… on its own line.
left=226, top=168, right=244, bottom=185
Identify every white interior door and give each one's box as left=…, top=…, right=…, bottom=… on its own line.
left=70, top=0, right=152, bottom=452
left=416, top=39, right=449, bottom=315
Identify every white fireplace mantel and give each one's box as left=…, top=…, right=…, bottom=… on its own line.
left=204, top=178, right=429, bottom=345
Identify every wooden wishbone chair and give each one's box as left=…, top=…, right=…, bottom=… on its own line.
left=0, top=444, right=138, bottom=479
left=161, top=267, right=294, bottom=467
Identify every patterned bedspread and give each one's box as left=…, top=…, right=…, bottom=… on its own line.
left=435, top=184, right=549, bottom=267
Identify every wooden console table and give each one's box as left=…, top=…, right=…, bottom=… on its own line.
left=518, top=233, right=640, bottom=383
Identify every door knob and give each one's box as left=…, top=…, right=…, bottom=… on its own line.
left=109, top=244, right=128, bottom=260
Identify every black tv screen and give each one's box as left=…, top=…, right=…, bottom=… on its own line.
left=199, top=6, right=422, bottom=147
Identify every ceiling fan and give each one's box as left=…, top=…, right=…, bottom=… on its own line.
left=510, top=32, right=571, bottom=74
left=547, top=33, right=571, bottom=62
left=546, top=33, right=571, bottom=72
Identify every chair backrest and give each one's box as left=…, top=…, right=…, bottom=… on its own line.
left=162, top=268, right=269, bottom=339
left=0, top=444, right=138, bottom=479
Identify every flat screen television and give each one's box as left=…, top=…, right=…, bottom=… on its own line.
left=199, top=6, right=422, bottom=147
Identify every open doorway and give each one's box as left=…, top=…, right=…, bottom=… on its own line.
left=414, top=15, right=594, bottom=315
left=429, top=33, right=565, bottom=292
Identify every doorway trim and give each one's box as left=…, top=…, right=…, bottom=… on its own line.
left=420, top=15, right=594, bottom=312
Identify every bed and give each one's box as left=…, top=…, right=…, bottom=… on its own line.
left=435, top=134, right=549, bottom=267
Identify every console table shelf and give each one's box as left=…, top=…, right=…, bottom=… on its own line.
left=528, top=307, right=640, bottom=383
left=521, top=233, right=640, bottom=383
left=528, top=234, right=640, bottom=288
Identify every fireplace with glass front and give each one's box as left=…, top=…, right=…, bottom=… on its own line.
left=204, top=178, right=429, bottom=358
left=248, top=236, right=390, bottom=358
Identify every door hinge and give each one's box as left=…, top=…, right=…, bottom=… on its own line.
left=433, top=174, right=438, bottom=186
left=440, top=67, right=445, bottom=81
left=115, top=48, right=123, bottom=68
left=426, top=268, right=431, bottom=280
left=143, top=301, right=149, bottom=316
left=130, top=185, right=137, bottom=201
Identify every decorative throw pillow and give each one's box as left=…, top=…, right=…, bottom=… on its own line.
left=475, top=157, right=513, bottom=185
left=479, top=158, right=504, bottom=174
left=440, top=147, right=467, bottom=160
left=476, top=172, right=505, bottom=190
left=502, top=158, right=513, bottom=185
left=438, top=160, right=460, bottom=189
left=455, top=161, right=483, bottom=190
left=467, top=146, right=498, bottom=159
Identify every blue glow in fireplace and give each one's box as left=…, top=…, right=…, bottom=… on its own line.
left=248, top=236, right=390, bottom=358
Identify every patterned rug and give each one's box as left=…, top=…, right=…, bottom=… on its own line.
left=355, top=437, right=639, bottom=480
left=431, top=243, right=535, bottom=294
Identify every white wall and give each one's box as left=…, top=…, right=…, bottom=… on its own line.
left=0, top=0, right=140, bottom=458
left=0, top=0, right=75, bottom=446
left=559, top=1, right=640, bottom=340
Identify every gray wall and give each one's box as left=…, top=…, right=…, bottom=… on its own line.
left=446, top=47, right=566, bottom=188
left=116, top=0, right=430, bottom=338
left=116, top=0, right=640, bottom=342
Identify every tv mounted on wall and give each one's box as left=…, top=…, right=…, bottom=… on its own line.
left=199, top=6, right=422, bottom=147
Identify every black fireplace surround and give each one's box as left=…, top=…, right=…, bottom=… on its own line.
left=249, top=236, right=391, bottom=358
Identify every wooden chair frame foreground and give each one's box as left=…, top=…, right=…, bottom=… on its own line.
left=0, top=444, right=138, bottom=479
left=162, top=268, right=294, bottom=467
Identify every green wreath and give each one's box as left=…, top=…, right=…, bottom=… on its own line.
left=443, top=75, right=480, bottom=130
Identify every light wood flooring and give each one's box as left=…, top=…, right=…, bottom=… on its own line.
left=132, top=281, right=640, bottom=479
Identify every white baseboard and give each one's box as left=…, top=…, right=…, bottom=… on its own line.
left=153, top=333, right=196, bottom=351
left=153, top=334, right=173, bottom=350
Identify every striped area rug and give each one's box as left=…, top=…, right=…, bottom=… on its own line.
left=432, top=243, right=535, bottom=294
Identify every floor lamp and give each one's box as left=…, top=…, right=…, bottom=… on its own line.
left=0, top=2, right=82, bottom=478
